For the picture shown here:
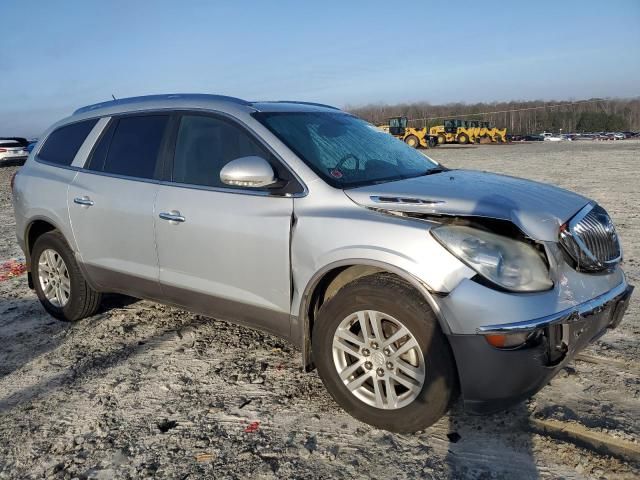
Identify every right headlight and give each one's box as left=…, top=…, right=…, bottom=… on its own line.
left=431, top=225, right=553, bottom=292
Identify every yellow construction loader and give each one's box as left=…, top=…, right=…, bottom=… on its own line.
left=378, top=117, right=438, bottom=148
left=487, top=122, right=507, bottom=143
left=467, top=121, right=493, bottom=143
left=429, top=120, right=477, bottom=145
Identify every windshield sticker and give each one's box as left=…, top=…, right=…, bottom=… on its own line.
left=330, top=169, right=343, bottom=179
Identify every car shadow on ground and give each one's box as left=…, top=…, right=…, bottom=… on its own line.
left=444, top=401, right=539, bottom=479
left=0, top=307, right=208, bottom=414
left=0, top=293, right=141, bottom=381
left=0, top=297, right=68, bottom=380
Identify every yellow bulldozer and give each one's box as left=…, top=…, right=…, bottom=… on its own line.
left=378, top=117, right=438, bottom=148
left=466, top=120, right=491, bottom=143
left=468, top=121, right=508, bottom=143
left=429, top=120, right=477, bottom=145
left=482, top=121, right=507, bottom=143
left=429, top=119, right=508, bottom=144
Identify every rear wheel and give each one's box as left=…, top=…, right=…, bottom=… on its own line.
left=457, top=133, right=469, bottom=144
left=404, top=135, right=419, bottom=148
left=312, top=274, right=457, bottom=432
left=437, top=134, right=446, bottom=145
left=32, top=230, right=102, bottom=322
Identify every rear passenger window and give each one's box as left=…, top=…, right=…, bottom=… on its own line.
left=172, top=115, right=269, bottom=188
left=88, top=115, right=169, bottom=179
left=38, top=119, right=98, bottom=166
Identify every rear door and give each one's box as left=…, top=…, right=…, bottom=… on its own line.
left=154, top=112, right=297, bottom=338
left=68, top=114, right=171, bottom=299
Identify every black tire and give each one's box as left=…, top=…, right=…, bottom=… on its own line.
left=457, top=133, right=469, bottom=144
left=312, top=274, right=457, bottom=432
left=404, top=135, right=419, bottom=148
left=32, top=230, right=102, bottom=322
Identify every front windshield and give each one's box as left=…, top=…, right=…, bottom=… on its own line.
left=254, top=111, right=440, bottom=188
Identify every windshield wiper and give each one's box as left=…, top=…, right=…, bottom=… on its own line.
left=422, top=166, right=448, bottom=176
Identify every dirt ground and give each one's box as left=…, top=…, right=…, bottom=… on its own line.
left=0, top=140, right=638, bottom=479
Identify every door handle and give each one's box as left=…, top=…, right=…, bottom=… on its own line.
left=73, top=196, right=94, bottom=207
left=159, top=211, right=186, bottom=223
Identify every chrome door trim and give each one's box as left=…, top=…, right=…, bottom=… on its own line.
left=60, top=168, right=305, bottom=198
left=156, top=179, right=305, bottom=198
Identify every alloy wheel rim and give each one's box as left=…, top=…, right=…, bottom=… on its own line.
left=332, top=310, right=426, bottom=410
left=38, top=248, right=71, bottom=307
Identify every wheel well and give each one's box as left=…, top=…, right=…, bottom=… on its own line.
left=305, top=265, right=409, bottom=369
left=26, top=220, right=57, bottom=265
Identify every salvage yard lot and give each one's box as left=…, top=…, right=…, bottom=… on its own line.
left=0, top=141, right=639, bottom=479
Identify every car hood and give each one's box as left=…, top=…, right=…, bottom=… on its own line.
left=343, top=170, right=591, bottom=241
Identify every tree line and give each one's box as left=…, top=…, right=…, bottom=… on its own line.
left=346, top=97, right=640, bottom=134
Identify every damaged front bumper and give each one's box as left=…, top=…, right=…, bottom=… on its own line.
left=445, top=281, right=634, bottom=414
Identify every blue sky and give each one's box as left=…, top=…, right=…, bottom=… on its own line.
left=1, top=0, right=639, bottom=137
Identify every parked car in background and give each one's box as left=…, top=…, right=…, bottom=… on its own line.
left=11, top=94, right=633, bottom=432
left=542, top=133, right=563, bottom=141
left=0, top=137, right=28, bottom=147
left=0, top=139, right=29, bottom=164
left=523, top=135, right=544, bottom=141
left=574, top=134, right=595, bottom=140
left=597, top=133, right=615, bottom=140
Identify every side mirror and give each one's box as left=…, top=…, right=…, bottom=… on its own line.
left=219, top=156, right=277, bottom=188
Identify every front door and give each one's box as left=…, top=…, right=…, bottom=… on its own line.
left=154, top=113, right=295, bottom=338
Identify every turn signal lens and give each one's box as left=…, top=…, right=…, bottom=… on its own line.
left=484, top=332, right=532, bottom=349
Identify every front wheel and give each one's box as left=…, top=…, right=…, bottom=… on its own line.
left=312, top=274, right=457, bottom=432
left=404, top=135, right=419, bottom=148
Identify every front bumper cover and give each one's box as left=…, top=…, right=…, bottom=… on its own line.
left=447, top=282, right=633, bottom=414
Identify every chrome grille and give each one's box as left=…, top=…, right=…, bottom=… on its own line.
left=559, top=204, right=621, bottom=272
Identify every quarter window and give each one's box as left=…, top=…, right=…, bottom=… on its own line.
left=172, top=115, right=269, bottom=188
left=88, top=115, right=169, bottom=179
left=38, top=119, right=98, bottom=166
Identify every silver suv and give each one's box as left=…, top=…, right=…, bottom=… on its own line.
left=12, top=94, right=633, bottom=432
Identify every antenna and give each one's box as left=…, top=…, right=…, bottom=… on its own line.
left=111, top=94, right=117, bottom=101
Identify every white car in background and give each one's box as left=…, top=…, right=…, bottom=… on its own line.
left=0, top=140, right=28, bottom=163
left=541, top=132, right=563, bottom=142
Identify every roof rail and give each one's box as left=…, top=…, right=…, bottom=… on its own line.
left=73, top=94, right=251, bottom=115
left=254, top=100, right=340, bottom=110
